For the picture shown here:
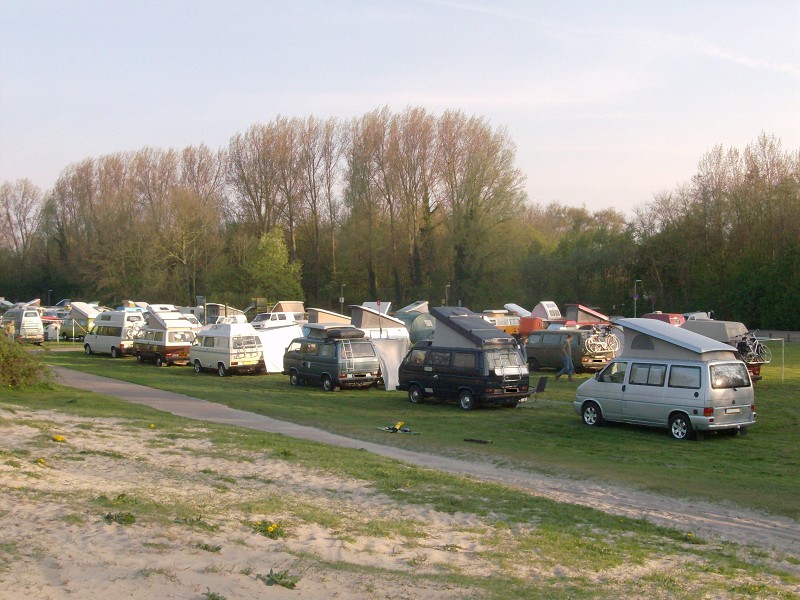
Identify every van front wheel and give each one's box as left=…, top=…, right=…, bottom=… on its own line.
left=458, top=390, right=476, bottom=411
left=669, top=414, right=693, bottom=440
left=289, top=371, right=301, bottom=386
left=193, top=360, right=203, bottom=374
left=84, top=344, right=92, bottom=355
left=408, top=384, right=423, bottom=404
left=582, top=402, right=603, bottom=427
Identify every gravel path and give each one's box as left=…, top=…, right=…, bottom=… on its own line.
left=50, top=366, right=800, bottom=556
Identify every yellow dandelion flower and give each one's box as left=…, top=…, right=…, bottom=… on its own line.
left=38, top=458, right=46, bottom=464
left=255, top=521, right=262, bottom=526
left=149, top=423, right=155, bottom=428
left=52, top=435, right=66, bottom=443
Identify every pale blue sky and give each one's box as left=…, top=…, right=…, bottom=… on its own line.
left=1, top=1, right=798, bottom=215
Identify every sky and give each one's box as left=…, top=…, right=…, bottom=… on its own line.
left=1, top=0, right=798, bottom=216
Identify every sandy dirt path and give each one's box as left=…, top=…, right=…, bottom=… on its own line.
left=51, top=366, right=800, bottom=556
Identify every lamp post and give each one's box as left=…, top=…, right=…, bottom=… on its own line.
left=339, top=284, right=345, bottom=315
left=445, top=284, right=450, bottom=306
left=634, top=279, right=642, bottom=317
left=47, top=289, right=53, bottom=307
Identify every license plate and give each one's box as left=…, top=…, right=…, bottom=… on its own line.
left=725, top=407, right=741, bottom=414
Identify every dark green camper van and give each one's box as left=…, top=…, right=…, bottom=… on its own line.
left=282, top=324, right=381, bottom=391
left=396, top=307, right=530, bottom=410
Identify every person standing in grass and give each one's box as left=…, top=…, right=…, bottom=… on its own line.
left=555, top=333, right=575, bottom=382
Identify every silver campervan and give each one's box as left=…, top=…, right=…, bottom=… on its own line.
left=574, top=318, right=755, bottom=440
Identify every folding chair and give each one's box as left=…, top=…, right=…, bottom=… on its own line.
left=531, top=376, right=548, bottom=401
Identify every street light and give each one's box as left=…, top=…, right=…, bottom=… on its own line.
left=634, top=279, right=643, bottom=317
left=445, top=284, right=450, bottom=306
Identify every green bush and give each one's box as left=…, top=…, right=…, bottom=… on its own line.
left=0, top=335, right=49, bottom=388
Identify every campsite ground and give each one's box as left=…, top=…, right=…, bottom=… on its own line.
left=0, top=352, right=799, bottom=598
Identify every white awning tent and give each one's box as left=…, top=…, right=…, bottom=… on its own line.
left=256, top=323, right=304, bottom=374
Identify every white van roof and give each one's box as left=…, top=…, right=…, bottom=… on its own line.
left=200, top=322, right=259, bottom=337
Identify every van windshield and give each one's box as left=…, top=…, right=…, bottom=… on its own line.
left=710, top=363, right=752, bottom=389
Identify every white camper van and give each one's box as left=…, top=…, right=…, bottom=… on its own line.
left=574, top=318, right=755, bottom=440
left=83, top=310, right=145, bottom=357
left=191, top=322, right=264, bottom=376
left=2, top=307, right=44, bottom=344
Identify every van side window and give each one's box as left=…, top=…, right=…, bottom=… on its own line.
left=600, top=362, right=627, bottom=383
left=287, top=341, right=301, bottom=353
left=301, top=342, right=318, bottom=354
left=203, top=336, right=215, bottom=347
left=109, top=326, right=122, bottom=336
left=318, top=344, right=333, bottom=358
left=428, top=350, right=451, bottom=367
left=154, top=331, right=164, bottom=342
left=629, top=363, right=666, bottom=386
left=527, top=333, right=542, bottom=344
left=668, top=366, right=701, bottom=389
left=407, top=349, right=426, bottom=365
left=452, top=352, right=476, bottom=369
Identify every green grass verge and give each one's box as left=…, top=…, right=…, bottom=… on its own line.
left=31, top=342, right=800, bottom=520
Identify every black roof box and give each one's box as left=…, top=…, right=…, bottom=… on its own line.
left=325, top=327, right=366, bottom=339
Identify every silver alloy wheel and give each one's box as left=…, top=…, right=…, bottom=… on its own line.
left=582, top=402, right=601, bottom=426
left=669, top=414, right=691, bottom=440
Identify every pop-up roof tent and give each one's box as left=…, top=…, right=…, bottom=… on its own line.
left=256, top=323, right=304, bottom=373
left=564, top=304, right=609, bottom=324
left=614, top=318, right=738, bottom=361
left=146, top=305, right=197, bottom=331
left=306, top=307, right=351, bottom=325
left=530, top=301, right=561, bottom=320
left=430, top=306, right=518, bottom=349
left=680, top=319, right=748, bottom=345
left=396, top=300, right=429, bottom=314
left=362, top=301, right=390, bottom=314
left=350, top=305, right=409, bottom=341
left=203, top=303, right=246, bottom=325
left=504, top=303, right=531, bottom=317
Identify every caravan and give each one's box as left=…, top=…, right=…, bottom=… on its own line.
left=83, top=310, right=145, bottom=357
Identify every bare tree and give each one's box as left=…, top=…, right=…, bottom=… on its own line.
left=0, top=179, right=43, bottom=260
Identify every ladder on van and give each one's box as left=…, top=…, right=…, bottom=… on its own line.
left=340, top=339, right=355, bottom=373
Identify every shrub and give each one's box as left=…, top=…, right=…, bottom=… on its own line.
left=0, top=335, right=49, bottom=388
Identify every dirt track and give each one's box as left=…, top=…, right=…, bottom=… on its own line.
left=50, top=366, right=800, bottom=556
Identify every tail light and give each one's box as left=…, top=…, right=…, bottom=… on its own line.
left=703, top=407, right=714, bottom=417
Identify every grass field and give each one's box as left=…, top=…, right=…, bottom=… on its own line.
left=37, top=341, right=800, bottom=520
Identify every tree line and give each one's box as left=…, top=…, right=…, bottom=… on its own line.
left=1, top=108, right=797, bottom=329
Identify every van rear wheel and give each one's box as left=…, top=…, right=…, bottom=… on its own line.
left=669, top=413, right=693, bottom=440
left=135, top=353, right=142, bottom=364
left=156, top=356, right=165, bottom=367
left=193, top=360, right=203, bottom=374
left=408, top=384, right=423, bottom=404
left=458, top=390, right=476, bottom=411
left=110, top=347, right=119, bottom=359
left=322, top=375, right=335, bottom=392
left=217, top=363, right=227, bottom=377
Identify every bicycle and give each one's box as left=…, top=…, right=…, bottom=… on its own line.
left=584, top=325, right=620, bottom=354
left=736, top=330, right=772, bottom=363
